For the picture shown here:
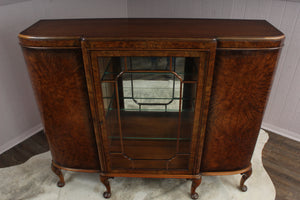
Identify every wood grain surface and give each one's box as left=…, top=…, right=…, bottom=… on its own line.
left=20, top=19, right=283, bottom=39
left=21, top=48, right=100, bottom=170
left=19, top=19, right=284, bottom=48
left=201, top=49, right=280, bottom=172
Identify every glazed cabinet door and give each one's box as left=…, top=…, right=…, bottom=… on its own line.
left=82, top=41, right=216, bottom=175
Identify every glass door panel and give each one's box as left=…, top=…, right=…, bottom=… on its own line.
left=98, top=55, right=204, bottom=170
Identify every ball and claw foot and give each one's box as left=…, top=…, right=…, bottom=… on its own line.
left=100, top=175, right=112, bottom=199
left=51, top=162, right=65, bottom=188
left=190, top=177, right=202, bottom=199
left=240, top=167, right=252, bottom=192
left=57, top=181, right=65, bottom=187
left=240, top=185, right=247, bottom=192
left=103, top=191, right=111, bottom=199
left=191, top=192, right=199, bottom=199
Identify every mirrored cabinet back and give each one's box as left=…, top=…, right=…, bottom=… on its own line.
left=19, top=18, right=284, bottom=199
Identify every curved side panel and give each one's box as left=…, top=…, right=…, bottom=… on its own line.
left=21, top=47, right=100, bottom=170
left=201, top=49, right=280, bottom=172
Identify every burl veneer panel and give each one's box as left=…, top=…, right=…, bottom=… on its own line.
left=22, top=48, right=100, bottom=170
left=201, top=49, right=280, bottom=172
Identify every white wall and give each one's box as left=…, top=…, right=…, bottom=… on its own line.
left=0, top=1, right=42, bottom=154
left=0, top=0, right=128, bottom=154
left=128, top=0, right=300, bottom=141
left=1, top=0, right=299, bottom=154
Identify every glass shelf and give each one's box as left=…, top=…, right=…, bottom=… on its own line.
left=101, top=71, right=197, bottom=82
left=114, top=108, right=192, bottom=112
left=103, top=97, right=194, bottom=101
left=109, top=136, right=191, bottom=141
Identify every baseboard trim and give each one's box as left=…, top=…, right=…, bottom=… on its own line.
left=261, top=122, right=300, bottom=142
left=0, top=123, right=44, bottom=155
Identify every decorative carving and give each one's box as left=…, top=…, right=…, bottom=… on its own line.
left=51, top=163, right=65, bottom=187
left=100, top=175, right=112, bottom=198
left=240, top=167, right=252, bottom=192
left=191, top=177, right=202, bottom=199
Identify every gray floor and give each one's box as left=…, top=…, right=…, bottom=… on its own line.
left=262, top=130, right=300, bottom=200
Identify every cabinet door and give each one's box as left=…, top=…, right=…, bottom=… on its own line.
left=83, top=47, right=215, bottom=174
left=21, top=48, right=100, bottom=170
left=201, top=49, right=281, bottom=172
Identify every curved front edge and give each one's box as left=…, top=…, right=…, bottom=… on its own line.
left=52, top=161, right=100, bottom=173
left=20, top=46, right=100, bottom=171
left=201, top=164, right=252, bottom=176
left=51, top=160, right=100, bottom=188
left=201, top=165, right=253, bottom=192
left=201, top=47, right=282, bottom=173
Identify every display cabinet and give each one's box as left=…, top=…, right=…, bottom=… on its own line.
left=19, top=19, right=284, bottom=199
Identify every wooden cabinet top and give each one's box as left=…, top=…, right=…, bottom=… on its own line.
left=19, top=18, right=284, bottom=48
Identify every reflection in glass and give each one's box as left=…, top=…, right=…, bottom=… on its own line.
left=98, top=56, right=203, bottom=170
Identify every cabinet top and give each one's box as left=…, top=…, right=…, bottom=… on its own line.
left=19, top=18, right=284, bottom=48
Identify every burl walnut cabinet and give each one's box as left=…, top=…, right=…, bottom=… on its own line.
left=19, top=19, right=284, bottom=199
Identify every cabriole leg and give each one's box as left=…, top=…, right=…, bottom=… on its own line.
left=100, top=175, right=111, bottom=198
left=240, top=167, right=252, bottom=192
left=191, top=177, right=202, bottom=199
left=51, top=162, right=65, bottom=187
